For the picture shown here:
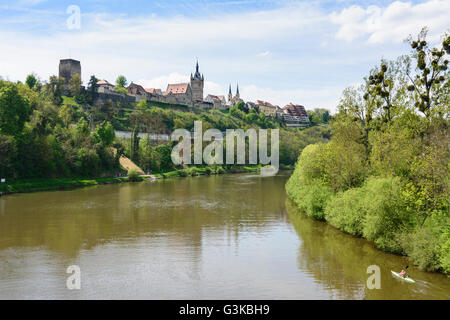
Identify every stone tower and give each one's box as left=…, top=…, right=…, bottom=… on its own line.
left=59, top=59, right=81, bottom=90
left=190, top=60, right=204, bottom=102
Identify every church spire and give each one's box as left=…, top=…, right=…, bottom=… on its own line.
left=236, top=84, right=240, bottom=98
left=193, top=60, right=202, bottom=80
left=229, top=84, right=232, bottom=95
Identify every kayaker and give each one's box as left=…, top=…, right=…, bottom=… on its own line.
left=399, top=266, right=408, bottom=278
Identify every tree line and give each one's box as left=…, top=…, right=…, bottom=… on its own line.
left=286, top=28, right=449, bottom=273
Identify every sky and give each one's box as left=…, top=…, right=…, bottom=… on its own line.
left=0, top=0, right=449, bottom=112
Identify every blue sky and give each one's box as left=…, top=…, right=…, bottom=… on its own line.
left=0, top=0, right=449, bottom=112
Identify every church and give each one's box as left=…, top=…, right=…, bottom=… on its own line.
left=160, top=61, right=204, bottom=107
left=228, top=84, right=243, bottom=106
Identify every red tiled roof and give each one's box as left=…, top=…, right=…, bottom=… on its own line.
left=145, top=88, right=162, bottom=95
left=283, top=103, right=308, bottom=117
left=127, top=82, right=146, bottom=95
left=255, top=100, right=275, bottom=108
left=97, top=79, right=113, bottom=86
left=166, top=83, right=189, bottom=94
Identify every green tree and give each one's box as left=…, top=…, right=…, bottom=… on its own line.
left=0, top=134, right=16, bottom=178
left=69, top=73, right=82, bottom=97
left=406, top=28, right=449, bottom=117
left=115, top=75, right=128, bottom=89
left=0, top=82, right=31, bottom=136
left=25, top=74, right=37, bottom=89
left=86, top=75, right=99, bottom=104
left=94, top=121, right=115, bottom=146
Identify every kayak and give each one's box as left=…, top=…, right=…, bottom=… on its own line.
left=391, top=271, right=415, bottom=283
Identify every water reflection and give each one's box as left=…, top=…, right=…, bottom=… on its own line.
left=286, top=199, right=450, bottom=300
left=0, top=173, right=448, bottom=299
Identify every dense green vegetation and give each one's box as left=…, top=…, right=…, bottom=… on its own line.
left=286, top=29, right=449, bottom=274
left=0, top=63, right=330, bottom=192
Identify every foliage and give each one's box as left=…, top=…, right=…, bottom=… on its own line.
left=25, top=74, right=38, bottom=89
left=286, top=30, right=450, bottom=273
left=116, top=75, right=128, bottom=88
left=0, top=81, right=31, bottom=136
left=127, top=168, right=142, bottom=181
left=69, top=73, right=82, bottom=97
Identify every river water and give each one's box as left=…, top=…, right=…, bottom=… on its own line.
left=0, top=172, right=448, bottom=299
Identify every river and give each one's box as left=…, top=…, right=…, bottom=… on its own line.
left=0, top=172, right=448, bottom=299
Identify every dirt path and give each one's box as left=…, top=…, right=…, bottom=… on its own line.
left=111, top=148, right=145, bottom=175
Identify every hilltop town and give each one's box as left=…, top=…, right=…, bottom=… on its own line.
left=59, top=58, right=311, bottom=128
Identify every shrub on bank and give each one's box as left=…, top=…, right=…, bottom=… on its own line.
left=127, top=169, right=142, bottom=181
left=360, top=177, right=409, bottom=253
left=216, top=166, right=225, bottom=174
left=324, top=187, right=365, bottom=236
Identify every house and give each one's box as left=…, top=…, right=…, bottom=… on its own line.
left=275, top=106, right=284, bottom=119
left=96, top=79, right=115, bottom=93
left=163, top=83, right=193, bottom=105
left=145, top=88, right=162, bottom=96
left=255, top=100, right=277, bottom=117
left=282, top=103, right=310, bottom=127
left=127, top=82, right=147, bottom=96
left=205, top=94, right=227, bottom=109
left=245, top=102, right=257, bottom=110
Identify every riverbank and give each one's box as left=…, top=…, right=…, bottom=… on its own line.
left=285, top=156, right=450, bottom=275
left=0, top=164, right=280, bottom=196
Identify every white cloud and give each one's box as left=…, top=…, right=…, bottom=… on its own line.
left=242, top=84, right=342, bottom=112
left=137, top=72, right=189, bottom=90
left=137, top=73, right=225, bottom=96
left=330, top=0, right=450, bottom=43
left=1, top=0, right=449, bottom=113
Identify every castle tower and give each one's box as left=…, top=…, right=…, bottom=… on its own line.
left=59, top=59, right=81, bottom=90
left=228, top=84, right=233, bottom=103
left=190, top=60, right=204, bottom=102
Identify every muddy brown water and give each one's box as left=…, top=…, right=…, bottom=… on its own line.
left=0, top=172, right=448, bottom=299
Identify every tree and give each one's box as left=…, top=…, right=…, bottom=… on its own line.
left=69, top=73, right=82, bottom=97
left=25, top=74, right=37, bottom=89
left=406, top=28, right=449, bottom=117
left=45, top=75, right=64, bottom=106
left=116, top=75, right=128, bottom=88
left=86, top=75, right=99, bottom=104
left=94, top=121, right=115, bottom=146
left=0, top=82, right=31, bottom=136
left=0, top=134, right=16, bottom=178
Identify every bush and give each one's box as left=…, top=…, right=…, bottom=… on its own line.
left=189, top=167, right=199, bottom=176
left=178, top=170, right=188, bottom=177
left=398, top=226, right=442, bottom=272
left=324, top=187, right=365, bottom=236
left=127, top=168, right=142, bottom=181
left=439, top=226, right=450, bottom=274
left=205, top=167, right=212, bottom=175
left=286, top=176, right=333, bottom=220
left=361, top=177, right=408, bottom=253
left=216, top=166, right=225, bottom=174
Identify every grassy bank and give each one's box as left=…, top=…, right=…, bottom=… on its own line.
left=0, top=165, right=265, bottom=195
left=150, top=164, right=262, bottom=179
left=0, top=177, right=130, bottom=195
